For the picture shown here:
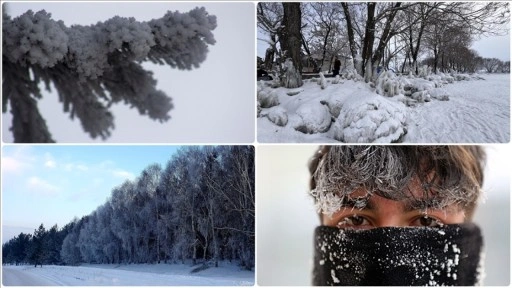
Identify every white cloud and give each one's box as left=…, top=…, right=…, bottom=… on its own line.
left=2, top=146, right=35, bottom=174
left=111, top=169, right=135, bottom=180
left=43, top=152, right=56, bottom=168
left=2, top=157, right=25, bottom=173
left=76, top=164, right=88, bottom=171
left=63, top=163, right=88, bottom=172
left=99, top=160, right=115, bottom=169
left=26, top=177, right=59, bottom=196
left=45, top=160, right=56, bottom=168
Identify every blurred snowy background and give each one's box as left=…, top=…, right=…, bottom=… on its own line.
left=257, top=145, right=510, bottom=286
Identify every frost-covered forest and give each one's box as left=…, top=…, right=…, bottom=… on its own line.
left=2, top=7, right=216, bottom=143
left=2, top=146, right=255, bottom=270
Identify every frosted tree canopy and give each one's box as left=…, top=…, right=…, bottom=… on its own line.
left=2, top=8, right=217, bottom=142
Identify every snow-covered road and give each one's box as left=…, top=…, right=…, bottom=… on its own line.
left=3, top=267, right=59, bottom=286
left=1, top=264, right=254, bottom=286
left=404, top=74, right=510, bottom=142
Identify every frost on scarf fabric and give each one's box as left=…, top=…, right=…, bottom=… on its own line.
left=312, top=224, right=484, bottom=286
left=2, top=8, right=217, bottom=142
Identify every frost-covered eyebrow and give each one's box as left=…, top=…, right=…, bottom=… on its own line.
left=343, top=196, right=444, bottom=212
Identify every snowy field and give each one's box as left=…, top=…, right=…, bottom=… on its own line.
left=1, top=263, right=254, bottom=286
left=258, top=73, right=510, bottom=143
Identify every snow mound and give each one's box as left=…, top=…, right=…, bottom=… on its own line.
left=453, top=73, right=471, bottom=81
left=341, top=68, right=363, bottom=82
left=412, top=90, right=431, bottom=102
left=407, top=78, right=436, bottom=93
left=322, top=96, right=344, bottom=119
left=258, top=88, right=280, bottom=108
left=332, top=75, right=343, bottom=84
left=293, top=102, right=332, bottom=134
left=429, top=88, right=450, bottom=101
left=317, top=72, right=327, bottom=89
left=267, top=106, right=288, bottom=126
left=427, top=73, right=454, bottom=85
left=287, top=89, right=302, bottom=96
left=333, top=97, right=407, bottom=143
left=375, top=70, right=404, bottom=97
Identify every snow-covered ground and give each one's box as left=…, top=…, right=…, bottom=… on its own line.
left=257, top=73, right=510, bottom=143
left=2, top=263, right=254, bottom=286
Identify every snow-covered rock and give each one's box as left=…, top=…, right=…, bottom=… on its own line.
left=317, top=72, right=327, bottom=89
left=411, top=90, right=431, bottom=102
left=418, top=65, right=432, bottom=78
left=267, top=106, right=288, bottom=127
left=453, top=73, right=471, bottom=81
left=341, top=66, right=363, bottom=82
left=258, top=89, right=280, bottom=108
left=429, top=88, right=450, bottom=101
left=323, top=96, right=344, bottom=119
left=286, top=89, right=302, bottom=96
left=375, top=70, right=404, bottom=97
left=332, top=97, right=407, bottom=143
left=332, top=75, right=342, bottom=84
left=293, top=102, right=332, bottom=134
left=409, top=78, right=436, bottom=92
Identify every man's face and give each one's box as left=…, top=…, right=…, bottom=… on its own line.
left=322, top=176, right=466, bottom=229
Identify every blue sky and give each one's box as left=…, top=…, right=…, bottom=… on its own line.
left=2, top=145, right=181, bottom=242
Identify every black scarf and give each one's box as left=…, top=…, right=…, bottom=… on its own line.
left=312, top=223, right=483, bottom=286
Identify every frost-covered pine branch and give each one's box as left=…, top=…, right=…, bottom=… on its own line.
left=2, top=8, right=217, bottom=142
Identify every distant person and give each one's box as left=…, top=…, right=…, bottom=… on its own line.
left=333, top=56, right=341, bottom=77
left=308, top=145, right=485, bottom=286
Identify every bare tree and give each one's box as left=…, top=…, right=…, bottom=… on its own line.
left=302, top=2, right=345, bottom=71
left=482, top=58, right=502, bottom=73
left=257, top=2, right=283, bottom=71
left=339, top=2, right=509, bottom=78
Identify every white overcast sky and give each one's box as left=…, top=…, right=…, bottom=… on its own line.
left=2, top=2, right=256, bottom=143
left=259, top=32, right=510, bottom=61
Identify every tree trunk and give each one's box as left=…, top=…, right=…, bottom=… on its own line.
left=361, top=3, right=376, bottom=80
left=280, top=2, right=303, bottom=88
left=371, top=3, right=401, bottom=71
left=341, top=3, right=357, bottom=71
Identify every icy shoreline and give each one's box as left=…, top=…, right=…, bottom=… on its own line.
left=257, top=73, right=510, bottom=143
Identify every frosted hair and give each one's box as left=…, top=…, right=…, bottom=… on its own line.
left=309, top=146, right=485, bottom=219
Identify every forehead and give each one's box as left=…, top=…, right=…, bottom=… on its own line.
left=344, top=181, right=442, bottom=212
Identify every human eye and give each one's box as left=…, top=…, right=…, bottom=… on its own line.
left=337, top=215, right=372, bottom=229
left=411, top=215, right=444, bottom=227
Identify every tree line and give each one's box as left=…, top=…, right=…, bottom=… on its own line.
left=2, top=146, right=255, bottom=270
left=258, top=2, right=509, bottom=87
